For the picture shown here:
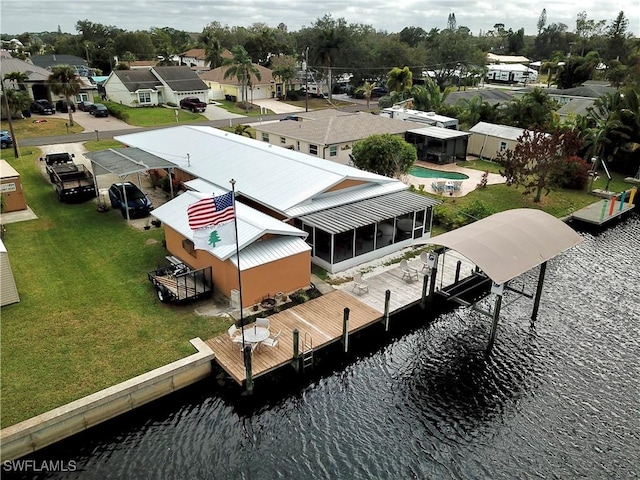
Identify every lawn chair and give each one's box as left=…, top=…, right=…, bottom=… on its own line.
left=400, top=259, right=419, bottom=281
left=228, top=324, right=242, bottom=343
left=351, top=272, right=369, bottom=294
left=419, top=251, right=431, bottom=272
left=256, top=317, right=270, bottom=329
left=453, top=180, right=463, bottom=191
left=262, top=330, right=281, bottom=348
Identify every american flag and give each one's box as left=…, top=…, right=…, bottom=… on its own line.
left=187, top=192, right=235, bottom=230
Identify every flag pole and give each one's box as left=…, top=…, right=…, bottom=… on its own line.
left=230, top=179, right=245, bottom=348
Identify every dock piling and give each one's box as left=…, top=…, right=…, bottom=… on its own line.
left=487, top=294, right=503, bottom=353
left=531, top=261, right=547, bottom=323
left=455, top=261, right=461, bottom=284
left=420, top=274, right=428, bottom=310
left=383, top=290, right=391, bottom=331
left=243, top=345, right=253, bottom=393
left=292, top=329, right=300, bottom=373
left=342, top=307, right=350, bottom=352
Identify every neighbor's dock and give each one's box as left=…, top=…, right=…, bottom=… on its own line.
left=570, top=194, right=636, bottom=226
left=205, top=251, right=475, bottom=386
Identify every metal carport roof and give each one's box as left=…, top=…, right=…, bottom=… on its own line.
left=425, top=208, right=583, bottom=285
left=84, top=148, right=177, bottom=176
left=298, top=190, right=440, bottom=234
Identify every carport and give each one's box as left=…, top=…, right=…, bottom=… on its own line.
left=84, top=148, right=178, bottom=221
left=424, top=208, right=583, bottom=351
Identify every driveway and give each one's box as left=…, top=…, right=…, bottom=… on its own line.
left=49, top=110, right=136, bottom=133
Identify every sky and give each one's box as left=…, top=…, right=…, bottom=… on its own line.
left=1, top=0, right=639, bottom=37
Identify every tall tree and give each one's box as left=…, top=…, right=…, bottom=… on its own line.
left=223, top=45, right=261, bottom=108
left=308, top=15, right=350, bottom=101
left=200, top=28, right=224, bottom=69
left=497, top=128, right=582, bottom=202
left=575, top=11, right=606, bottom=57
left=48, top=65, right=81, bottom=127
left=270, top=55, right=297, bottom=99
left=537, top=9, right=547, bottom=35
left=351, top=134, right=417, bottom=178
left=605, top=11, right=631, bottom=62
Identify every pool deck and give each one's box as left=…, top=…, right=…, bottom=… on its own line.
left=407, top=160, right=505, bottom=197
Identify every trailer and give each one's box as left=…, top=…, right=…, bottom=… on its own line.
left=148, top=257, right=213, bottom=303
left=50, top=165, right=97, bottom=202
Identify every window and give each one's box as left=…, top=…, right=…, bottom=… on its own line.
left=182, top=238, right=195, bottom=255
left=296, top=141, right=300, bottom=151
left=309, top=144, right=318, bottom=156
left=280, top=137, right=286, bottom=144
left=329, top=146, right=338, bottom=157
left=262, top=133, right=269, bottom=142
left=138, top=91, right=151, bottom=104
left=500, top=141, right=507, bottom=151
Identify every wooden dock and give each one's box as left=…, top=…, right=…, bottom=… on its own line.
left=206, top=251, right=476, bottom=386
left=571, top=198, right=635, bottom=226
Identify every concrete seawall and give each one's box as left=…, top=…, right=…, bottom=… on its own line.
left=0, top=338, right=215, bottom=462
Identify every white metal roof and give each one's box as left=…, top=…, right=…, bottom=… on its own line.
left=425, top=208, right=583, bottom=285
left=407, top=126, right=471, bottom=140
left=469, top=122, right=528, bottom=141
left=85, top=148, right=177, bottom=176
left=150, top=190, right=307, bottom=262
left=115, top=125, right=398, bottom=215
left=228, top=236, right=311, bottom=270
left=299, top=191, right=440, bottom=234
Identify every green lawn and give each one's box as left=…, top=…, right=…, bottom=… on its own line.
left=0, top=148, right=226, bottom=427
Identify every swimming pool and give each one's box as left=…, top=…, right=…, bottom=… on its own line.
left=408, top=165, right=469, bottom=180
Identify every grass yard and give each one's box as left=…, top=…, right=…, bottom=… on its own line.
left=0, top=148, right=227, bottom=427
left=101, top=100, right=206, bottom=127
left=1, top=117, right=84, bottom=138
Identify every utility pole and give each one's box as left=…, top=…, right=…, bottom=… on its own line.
left=304, top=46, right=309, bottom=112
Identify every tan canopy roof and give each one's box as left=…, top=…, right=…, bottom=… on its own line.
left=426, top=208, right=583, bottom=285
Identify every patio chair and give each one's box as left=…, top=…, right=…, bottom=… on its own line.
left=351, top=272, right=369, bottom=294
left=436, top=180, right=447, bottom=192
left=227, top=323, right=242, bottom=343
left=256, top=317, right=270, bottom=329
left=453, top=180, right=463, bottom=191
left=400, top=259, right=419, bottom=282
left=262, top=330, right=281, bottom=348
left=420, top=251, right=431, bottom=272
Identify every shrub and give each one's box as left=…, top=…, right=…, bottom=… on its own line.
left=104, top=102, right=129, bottom=122
left=551, top=156, right=590, bottom=190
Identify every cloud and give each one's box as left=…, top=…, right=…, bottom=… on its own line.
left=1, top=0, right=638, bottom=37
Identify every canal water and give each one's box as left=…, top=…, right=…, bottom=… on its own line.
left=6, top=214, right=640, bottom=480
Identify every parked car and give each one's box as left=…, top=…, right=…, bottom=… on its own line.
left=30, top=99, right=56, bottom=114
left=89, top=103, right=108, bottom=117
left=280, top=115, right=299, bottom=121
left=108, top=182, right=153, bottom=218
left=370, top=86, right=388, bottom=98
left=77, top=100, right=94, bottom=112
left=1, top=131, right=13, bottom=149
left=55, top=99, right=76, bottom=113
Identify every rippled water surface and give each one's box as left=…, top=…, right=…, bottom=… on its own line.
left=10, top=215, right=640, bottom=480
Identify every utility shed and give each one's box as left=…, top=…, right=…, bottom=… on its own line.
left=0, top=160, right=27, bottom=212
left=0, top=238, right=20, bottom=306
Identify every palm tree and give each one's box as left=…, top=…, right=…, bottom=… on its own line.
left=361, top=82, right=375, bottom=110
left=3, top=71, right=29, bottom=91
left=223, top=45, right=261, bottom=110
left=200, top=29, right=224, bottom=69
left=48, top=65, right=81, bottom=127
left=271, top=55, right=297, bottom=99
left=310, top=15, right=348, bottom=102
left=386, top=67, right=413, bottom=93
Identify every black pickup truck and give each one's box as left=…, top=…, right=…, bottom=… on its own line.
left=41, top=153, right=97, bottom=202
left=179, top=97, right=207, bottom=113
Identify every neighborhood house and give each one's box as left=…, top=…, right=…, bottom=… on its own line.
left=102, top=66, right=208, bottom=107
left=113, top=126, right=440, bottom=304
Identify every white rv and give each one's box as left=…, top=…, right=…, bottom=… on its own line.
left=380, top=106, right=459, bottom=129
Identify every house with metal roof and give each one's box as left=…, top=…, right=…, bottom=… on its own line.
left=115, top=125, right=439, bottom=293
left=467, top=122, right=530, bottom=160
left=103, top=66, right=208, bottom=107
